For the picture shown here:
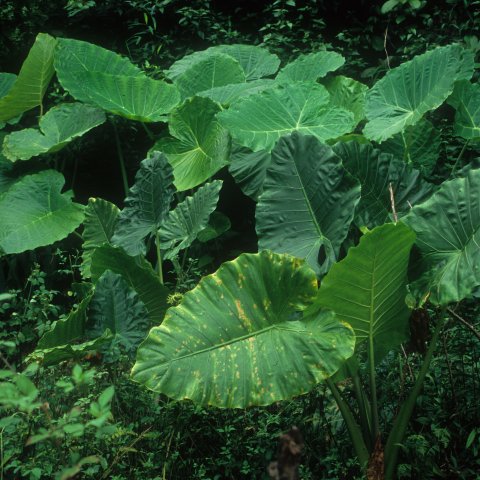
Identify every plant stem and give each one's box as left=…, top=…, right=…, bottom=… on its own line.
left=142, top=122, right=155, bottom=141
left=155, top=231, right=163, bottom=284
left=451, top=140, right=469, bottom=176
left=447, top=307, right=480, bottom=341
left=384, top=311, right=447, bottom=479
left=351, top=370, right=374, bottom=451
left=111, top=119, right=129, bottom=197
left=369, top=336, right=380, bottom=440
left=326, top=378, right=370, bottom=468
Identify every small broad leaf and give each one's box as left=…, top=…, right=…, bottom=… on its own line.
left=91, top=244, right=169, bottom=323
left=0, top=33, right=57, bottom=123
left=159, top=180, right=223, bottom=260
left=379, top=119, right=441, bottom=175
left=364, top=44, right=474, bottom=142
left=88, top=271, right=150, bottom=355
left=333, top=141, right=434, bottom=228
left=3, top=103, right=106, bottom=161
left=0, top=170, right=84, bottom=255
left=111, top=153, right=175, bottom=256
left=197, top=212, right=231, bottom=242
left=276, top=51, right=345, bottom=83
left=132, top=251, right=355, bottom=408
left=153, top=96, right=230, bottom=191
left=256, top=133, right=361, bottom=275
left=308, top=223, right=416, bottom=362
left=173, top=53, right=245, bottom=99
left=218, top=82, right=355, bottom=152
left=324, top=75, right=368, bottom=126
left=81, top=197, right=119, bottom=278
left=404, top=168, right=480, bottom=305
left=228, top=144, right=271, bottom=201
left=447, top=80, right=480, bottom=141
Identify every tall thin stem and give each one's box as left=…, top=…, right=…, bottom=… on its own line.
left=155, top=230, right=164, bottom=284
left=369, top=336, right=380, bottom=440
left=112, top=119, right=129, bottom=197
left=451, top=140, right=469, bottom=176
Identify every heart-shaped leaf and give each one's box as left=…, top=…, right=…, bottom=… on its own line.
left=132, top=251, right=355, bottom=407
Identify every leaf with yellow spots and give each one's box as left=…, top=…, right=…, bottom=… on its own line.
left=131, top=250, right=355, bottom=408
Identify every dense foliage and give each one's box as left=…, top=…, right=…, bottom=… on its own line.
left=1, top=1, right=479, bottom=479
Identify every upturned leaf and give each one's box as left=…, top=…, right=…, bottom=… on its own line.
left=3, top=103, right=106, bottom=161
left=364, top=44, right=474, bottom=142
left=0, top=170, right=84, bottom=254
left=308, top=223, right=416, bottom=362
left=159, top=180, right=223, bottom=260
left=153, top=96, right=230, bottom=191
left=218, top=82, right=355, bottom=152
left=404, top=168, right=480, bottom=305
left=131, top=251, right=355, bottom=407
left=0, top=33, right=57, bottom=122
left=111, top=153, right=175, bottom=256
left=256, top=133, right=361, bottom=275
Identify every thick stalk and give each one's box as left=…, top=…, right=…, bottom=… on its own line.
left=111, top=119, right=129, bottom=197
left=384, top=312, right=446, bottom=479
left=326, top=378, right=370, bottom=468
left=155, top=231, right=164, bottom=284
left=369, top=336, right=380, bottom=439
left=351, top=370, right=374, bottom=451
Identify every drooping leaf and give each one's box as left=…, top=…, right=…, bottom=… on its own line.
left=111, top=153, right=175, bottom=256
left=3, top=103, right=106, bottom=161
left=309, top=223, right=415, bottom=361
left=333, top=141, right=434, bottom=228
left=0, top=170, right=85, bottom=255
left=81, top=197, right=120, bottom=278
left=159, top=180, right=223, bottom=260
left=0, top=33, right=57, bottom=123
left=166, top=44, right=280, bottom=81
left=276, top=51, right=345, bottom=83
left=54, top=38, right=179, bottom=121
left=153, top=96, right=230, bottom=191
left=364, top=44, right=474, bottom=142
left=198, top=79, right=277, bottom=105
left=218, top=82, right=355, bottom=152
left=228, top=144, right=271, bottom=201
left=88, top=271, right=150, bottom=355
left=132, top=251, right=355, bottom=408
left=403, top=168, right=480, bottom=305
left=447, top=80, right=480, bottom=141
left=91, top=244, right=169, bottom=323
left=256, top=133, right=361, bottom=275
left=324, top=75, right=368, bottom=126
left=379, top=119, right=441, bottom=175
left=173, top=53, right=245, bottom=99
left=37, top=295, right=92, bottom=349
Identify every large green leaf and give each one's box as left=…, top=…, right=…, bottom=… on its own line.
left=88, top=271, right=150, bottom=355
left=131, top=251, right=355, bottom=408
left=403, top=168, right=480, bottom=305
left=276, top=51, right=345, bottom=83
left=364, top=44, right=474, bottom=142
left=173, top=53, right=245, bottom=99
left=333, top=141, right=434, bottom=228
left=0, top=133, right=17, bottom=194
left=81, top=197, right=120, bottom=278
left=159, top=180, right=223, bottom=260
left=0, top=170, right=84, bottom=255
left=218, top=82, right=355, bottom=152
left=55, top=38, right=179, bottom=121
left=447, top=80, right=480, bottom=141
left=308, top=223, right=415, bottom=361
left=379, top=119, right=441, bottom=175
left=228, top=144, right=271, bottom=201
left=153, top=96, right=230, bottom=191
left=166, top=44, right=280, bottom=81
left=91, top=245, right=169, bottom=323
left=256, top=133, right=361, bottom=275
left=2, top=103, right=106, bottom=161
left=324, top=75, right=368, bottom=126
left=0, top=33, right=57, bottom=122
left=111, top=153, right=175, bottom=256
